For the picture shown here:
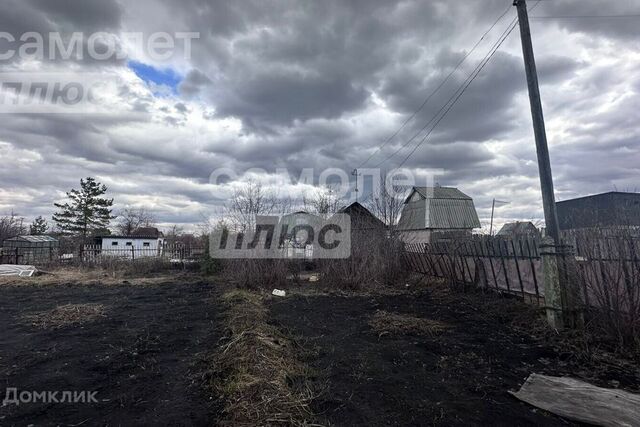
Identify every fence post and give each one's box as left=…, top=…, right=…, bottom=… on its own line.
left=540, top=237, right=563, bottom=328
left=131, top=246, right=135, bottom=261
left=540, top=237, right=584, bottom=329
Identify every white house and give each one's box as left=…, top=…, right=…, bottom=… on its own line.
left=98, top=227, right=165, bottom=258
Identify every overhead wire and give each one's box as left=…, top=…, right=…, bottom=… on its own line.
left=379, top=1, right=542, bottom=170
left=356, top=4, right=513, bottom=169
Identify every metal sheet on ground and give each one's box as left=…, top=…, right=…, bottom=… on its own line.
left=511, top=374, right=640, bottom=427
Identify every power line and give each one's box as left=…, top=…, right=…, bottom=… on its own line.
left=531, top=14, right=640, bottom=19
left=374, top=14, right=521, bottom=169
left=356, top=4, right=513, bottom=169
left=380, top=1, right=541, bottom=170
left=397, top=20, right=521, bottom=169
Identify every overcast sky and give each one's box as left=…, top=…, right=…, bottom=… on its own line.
left=0, top=0, right=639, bottom=232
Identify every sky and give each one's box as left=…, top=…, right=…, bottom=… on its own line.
left=0, top=0, right=639, bottom=232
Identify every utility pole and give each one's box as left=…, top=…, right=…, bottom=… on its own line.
left=514, top=0, right=582, bottom=329
left=514, top=0, right=560, bottom=243
left=352, top=169, right=361, bottom=203
left=489, top=199, right=509, bottom=236
left=489, top=199, right=496, bottom=236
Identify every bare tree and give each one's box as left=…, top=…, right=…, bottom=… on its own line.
left=0, top=212, right=26, bottom=242
left=116, top=207, right=156, bottom=236
left=227, top=181, right=280, bottom=232
left=303, top=185, right=343, bottom=219
left=365, top=179, right=408, bottom=228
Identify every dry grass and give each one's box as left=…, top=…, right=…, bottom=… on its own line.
left=205, top=289, right=319, bottom=426
left=369, top=310, right=450, bottom=337
left=25, top=303, right=106, bottom=329
left=0, top=267, right=203, bottom=287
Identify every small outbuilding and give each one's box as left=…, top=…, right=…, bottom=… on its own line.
left=337, top=202, right=386, bottom=231
left=97, top=227, right=164, bottom=258
left=1, top=235, right=59, bottom=263
left=397, top=186, right=481, bottom=244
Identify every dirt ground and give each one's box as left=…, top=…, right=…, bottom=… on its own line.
left=1, top=274, right=638, bottom=426
left=269, top=285, right=640, bottom=426
left=0, top=278, right=223, bottom=426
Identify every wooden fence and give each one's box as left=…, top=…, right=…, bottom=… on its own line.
left=403, top=234, right=640, bottom=311
left=403, top=237, right=544, bottom=304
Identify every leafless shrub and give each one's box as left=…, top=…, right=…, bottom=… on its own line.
left=221, top=258, right=289, bottom=288
left=0, top=212, right=26, bottom=242
left=569, top=227, right=640, bottom=353
left=364, top=178, right=408, bottom=227
left=318, top=227, right=407, bottom=289
left=302, top=184, right=343, bottom=219
left=115, top=207, right=156, bottom=236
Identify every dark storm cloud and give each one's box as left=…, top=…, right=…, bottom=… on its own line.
left=1, top=0, right=639, bottom=229
left=27, top=0, right=123, bottom=31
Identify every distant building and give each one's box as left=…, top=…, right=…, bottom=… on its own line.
left=97, top=227, right=164, bottom=257
left=278, top=212, right=320, bottom=259
left=337, top=202, right=385, bottom=232
left=397, top=186, right=481, bottom=244
left=2, top=235, right=59, bottom=263
left=557, top=192, right=640, bottom=231
left=497, top=221, right=540, bottom=238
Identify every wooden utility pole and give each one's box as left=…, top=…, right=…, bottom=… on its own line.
left=514, top=0, right=560, bottom=243
left=489, top=199, right=496, bottom=236
left=514, top=0, right=582, bottom=329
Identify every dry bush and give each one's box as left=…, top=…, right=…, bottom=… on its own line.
left=205, top=290, right=318, bottom=426
left=26, top=303, right=106, bottom=329
left=570, top=229, right=640, bottom=354
left=221, top=259, right=289, bottom=288
left=318, top=230, right=407, bottom=289
left=369, top=310, right=449, bottom=337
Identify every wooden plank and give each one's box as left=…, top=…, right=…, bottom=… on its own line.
left=511, top=374, right=640, bottom=427
left=512, top=240, right=525, bottom=299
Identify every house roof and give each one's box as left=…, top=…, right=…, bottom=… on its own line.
left=497, top=221, right=539, bottom=236
left=99, top=235, right=161, bottom=240
left=405, top=186, right=472, bottom=203
left=398, top=187, right=480, bottom=230
left=131, top=227, right=163, bottom=238
left=5, top=235, right=58, bottom=243
left=557, top=191, right=640, bottom=229
left=337, top=202, right=385, bottom=230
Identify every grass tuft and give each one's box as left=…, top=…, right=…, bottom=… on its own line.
left=25, top=303, right=106, bottom=329
left=369, top=310, right=449, bottom=337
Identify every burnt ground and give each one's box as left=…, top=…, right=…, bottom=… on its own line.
left=0, top=280, right=223, bottom=426
left=269, top=286, right=640, bottom=426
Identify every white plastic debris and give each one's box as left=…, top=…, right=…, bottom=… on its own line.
left=272, top=289, right=287, bottom=297
left=309, top=275, right=319, bottom=283
left=0, top=265, right=38, bottom=277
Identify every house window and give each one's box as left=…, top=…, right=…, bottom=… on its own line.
left=143, top=242, right=150, bottom=247
left=111, top=241, right=118, bottom=246
left=126, top=242, right=133, bottom=246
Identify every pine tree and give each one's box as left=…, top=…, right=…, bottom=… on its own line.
left=52, top=177, right=115, bottom=237
left=29, top=216, right=49, bottom=235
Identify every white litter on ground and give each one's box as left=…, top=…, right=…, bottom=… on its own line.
left=0, top=265, right=38, bottom=277
left=272, top=289, right=287, bottom=297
